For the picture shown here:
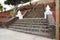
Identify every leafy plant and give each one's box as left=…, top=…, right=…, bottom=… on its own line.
left=10, top=10, right=15, bottom=17
left=0, top=4, right=3, bottom=12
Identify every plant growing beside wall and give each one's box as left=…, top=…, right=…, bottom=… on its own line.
left=10, top=10, right=15, bottom=17
left=0, top=4, right=3, bottom=12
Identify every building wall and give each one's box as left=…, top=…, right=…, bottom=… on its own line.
left=0, top=10, right=27, bottom=21
left=0, top=11, right=11, bottom=21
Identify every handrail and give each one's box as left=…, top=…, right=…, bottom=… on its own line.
left=6, top=17, right=17, bottom=22
left=0, top=17, right=16, bottom=22
left=23, top=10, right=28, bottom=16
left=0, top=17, right=18, bottom=28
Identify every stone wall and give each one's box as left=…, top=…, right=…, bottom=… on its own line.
left=24, top=4, right=45, bottom=18
left=0, top=11, right=11, bottom=21
left=0, top=10, right=27, bottom=21
left=23, top=2, right=55, bottom=18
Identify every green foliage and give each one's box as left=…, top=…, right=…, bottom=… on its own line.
left=4, top=0, right=31, bottom=6
left=10, top=10, right=15, bottom=17
left=0, top=4, right=3, bottom=12
left=4, top=0, right=21, bottom=6
left=22, top=0, right=31, bottom=3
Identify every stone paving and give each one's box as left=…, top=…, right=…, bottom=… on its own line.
left=0, top=28, right=55, bottom=40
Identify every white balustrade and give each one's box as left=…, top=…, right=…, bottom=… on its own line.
left=16, top=10, right=23, bottom=19
left=44, top=5, right=52, bottom=19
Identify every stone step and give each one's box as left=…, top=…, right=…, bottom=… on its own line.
left=9, top=26, right=48, bottom=31
left=16, top=18, right=46, bottom=20
left=9, top=26, right=50, bottom=33
left=15, top=20, right=47, bottom=23
left=9, top=28, right=51, bottom=38
left=8, top=18, right=52, bottom=38
left=15, top=18, right=47, bottom=23
left=13, top=22, right=48, bottom=25
left=9, top=25, right=48, bottom=29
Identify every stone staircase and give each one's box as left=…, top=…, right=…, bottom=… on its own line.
left=8, top=18, right=55, bottom=38
left=24, top=4, right=45, bottom=18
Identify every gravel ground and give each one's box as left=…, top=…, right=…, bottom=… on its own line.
left=0, top=28, right=55, bottom=40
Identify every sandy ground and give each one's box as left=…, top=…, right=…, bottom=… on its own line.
left=0, top=28, right=55, bottom=40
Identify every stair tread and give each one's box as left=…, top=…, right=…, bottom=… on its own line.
left=9, top=27, right=48, bottom=30
left=15, top=18, right=47, bottom=23
left=9, top=27, right=49, bottom=33
left=9, top=28, right=50, bottom=37
left=8, top=18, right=51, bottom=38
left=9, top=25, right=48, bottom=28
left=13, top=23, right=48, bottom=24
left=15, top=22, right=47, bottom=24
left=10, top=24, right=47, bottom=26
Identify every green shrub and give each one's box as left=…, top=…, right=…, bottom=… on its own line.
left=10, top=10, right=15, bottom=17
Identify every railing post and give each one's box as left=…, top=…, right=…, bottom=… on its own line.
left=55, top=0, right=59, bottom=40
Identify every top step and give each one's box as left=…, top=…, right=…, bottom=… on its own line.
left=15, top=18, right=48, bottom=23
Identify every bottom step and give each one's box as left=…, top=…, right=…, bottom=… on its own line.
left=8, top=28, right=55, bottom=38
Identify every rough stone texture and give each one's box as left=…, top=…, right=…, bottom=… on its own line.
left=7, top=18, right=56, bottom=38
left=0, top=11, right=11, bottom=21
left=24, top=2, right=55, bottom=18
left=24, top=4, right=45, bottom=18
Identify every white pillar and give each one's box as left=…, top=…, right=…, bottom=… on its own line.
left=44, top=5, right=52, bottom=19
left=16, top=10, right=23, bottom=19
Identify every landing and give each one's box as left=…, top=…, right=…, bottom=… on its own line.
left=0, top=28, right=55, bottom=40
